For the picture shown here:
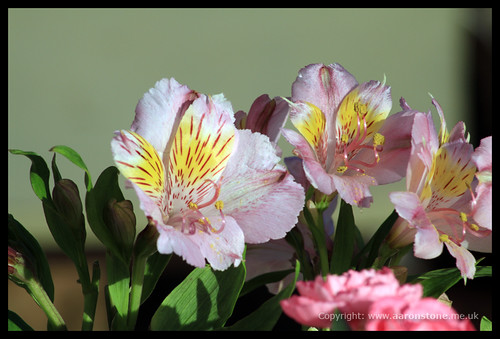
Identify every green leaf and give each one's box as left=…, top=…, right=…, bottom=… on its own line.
left=105, top=252, right=131, bottom=330
left=224, top=261, right=300, bottom=331
left=8, top=214, right=55, bottom=301
left=150, top=263, right=246, bottom=331
left=50, top=145, right=92, bottom=191
left=140, top=252, right=172, bottom=305
left=9, top=149, right=51, bottom=201
left=354, top=209, right=399, bottom=269
left=480, top=316, right=492, bottom=331
left=330, top=199, right=357, bottom=275
left=410, top=265, right=492, bottom=298
left=8, top=310, right=34, bottom=331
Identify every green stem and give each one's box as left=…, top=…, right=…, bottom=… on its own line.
left=26, top=278, right=67, bottom=330
left=303, top=205, right=329, bottom=279
left=126, top=254, right=148, bottom=330
left=81, top=261, right=100, bottom=331
left=315, top=206, right=330, bottom=278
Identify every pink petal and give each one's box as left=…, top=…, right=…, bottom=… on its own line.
left=132, top=78, right=198, bottom=154
left=362, top=110, right=416, bottom=185
left=281, top=128, right=335, bottom=194
left=189, top=215, right=245, bottom=270
left=244, top=94, right=290, bottom=145
left=280, top=296, right=338, bottom=329
left=219, top=129, right=305, bottom=243
left=331, top=173, right=375, bottom=208
left=472, top=136, right=492, bottom=173
left=292, top=63, right=358, bottom=119
left=414, top=226, right=443, bottom=259
left=156, top=226, right=206, bottom=268
left=443, top=240, right=476, bottom=280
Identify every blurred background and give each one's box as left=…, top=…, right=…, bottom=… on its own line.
left=8, top=8, right=491, bottom=330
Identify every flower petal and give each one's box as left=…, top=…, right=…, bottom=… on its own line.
left=336, top=80, right=392, bottom=146
left=189, top=215, right=245, bottom=270
left=244, top=94, right=290, bottom=145
left=281, top=128, right=335, bottom=194
left=443, top=240, right=476, bottom=280
left=288, top=101, right=328, bottom=164
left=132, top=78, right=198, bottom=155
left=292, top=63, right=357, bottom=119
left=280, top=296, right=337, bottom=329
left=219, top=129, right=305, bottom=243
left=111, top=130, right=168, bottom=217
left=167, top=94, right=237, bottom=213
left=421, top=141, right=475, bottom=209
left=331, top=172, right=375, bottom=207
left=361, top=109, right=416, bottom=185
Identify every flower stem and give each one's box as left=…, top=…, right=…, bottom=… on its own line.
left=126, top=253, right=148, bottom=330
left=26, top=277, right=67, bottom=330
left=81, top=261, right=100, bottom=331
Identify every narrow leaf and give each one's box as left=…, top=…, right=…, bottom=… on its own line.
left=330, top=199, right=356, bottom=275
left=8, top=310, right=34, bottom=331
left=50, top=145, right=92, bottom=191
left=9, top=149, right=51, bottom=201
left=410, top=265, right=492, bottom=298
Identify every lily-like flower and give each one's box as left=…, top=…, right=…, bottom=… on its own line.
left=111, top=78, right=304, bottom=270
left=281, top=63, right=416, bottom=207
left=387, top=99, right=492, bottom=279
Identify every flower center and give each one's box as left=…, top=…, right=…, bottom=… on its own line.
left=335, top=109, right=385, bottom=175
left=167, top=178, right=227, bottom=235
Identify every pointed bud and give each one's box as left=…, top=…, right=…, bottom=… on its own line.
left=52, top=179, right=85, bottom=239
left=103, top=199, right=136, bottom=260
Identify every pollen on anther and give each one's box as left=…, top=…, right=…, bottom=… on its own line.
left=189, top=202, right=198, bottom=210
left=373, top=133, right=385, bottom=147
left=215, top=200, right=224, bottom=210
left=337, top=166, right=348, bottom=174
left=460, top=212, right=468, bottom=222
left=439, top=234, right=449, bottom=243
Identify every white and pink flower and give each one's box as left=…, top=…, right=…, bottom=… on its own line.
left=111, top=78, right=305, bottom=270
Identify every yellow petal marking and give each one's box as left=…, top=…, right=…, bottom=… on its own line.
left=421, top=145, right=476, bottom=209
left=168, top=103, right=235, bottom=211
left=290, top=101, right=328, bottom=163
left=114, top=130, right=167, bottom=212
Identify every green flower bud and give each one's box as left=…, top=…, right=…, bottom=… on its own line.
left=103, top=199, right=136, bottom=260
left=52, top=179, right=85, bottom=239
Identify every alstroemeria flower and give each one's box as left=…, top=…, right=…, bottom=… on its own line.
left=281, top=63, right=416, bottom=207
left=111, top=78, right=304, bottom=270
left=387, top=99, right=492, bottom=279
